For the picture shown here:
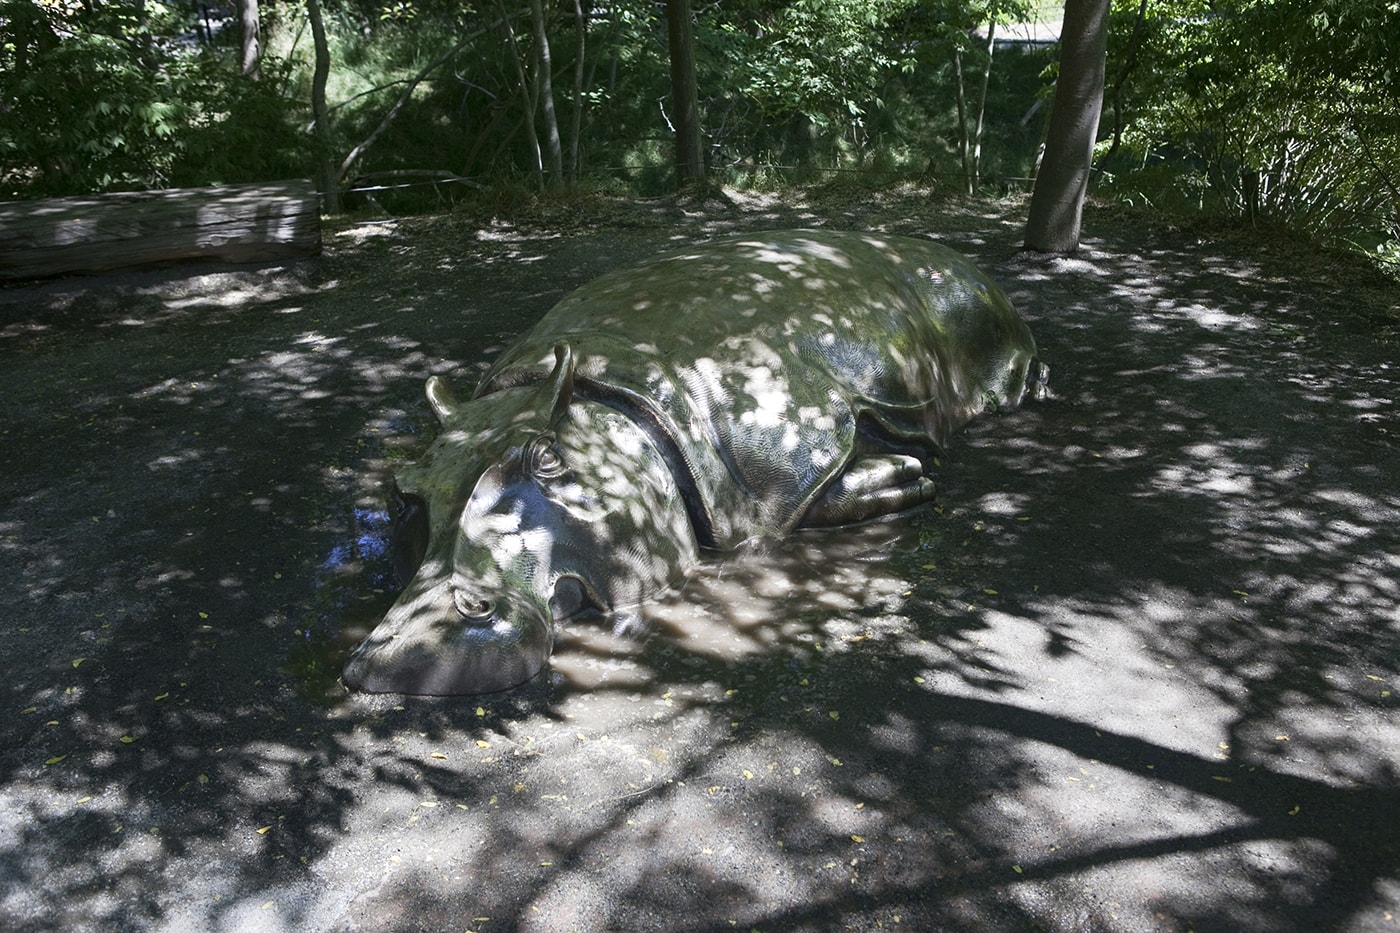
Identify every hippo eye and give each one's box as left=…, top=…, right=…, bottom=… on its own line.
left=525, top=435, right=565, bottom=480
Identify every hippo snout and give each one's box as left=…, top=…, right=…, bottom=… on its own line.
left=341, top=569, right=554, bottom=695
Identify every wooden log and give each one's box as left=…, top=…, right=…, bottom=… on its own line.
left=0, top=180, right=322, bottom=281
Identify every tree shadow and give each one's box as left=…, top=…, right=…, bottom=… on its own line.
left=0, top=195, right=1396, bottom=932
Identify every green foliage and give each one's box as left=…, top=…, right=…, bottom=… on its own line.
left=714, top=0, right=915, bottom=129
left=0, top=0, right=1054, bottom=200
left=3, top=0, right=1392, bottom=272
left=691, top=0, right=1051, bottom=184
left=1100, top=0, right=1400, bottom=268
left=0, top=0, right=309, bottom=196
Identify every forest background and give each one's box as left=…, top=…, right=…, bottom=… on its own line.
left=0, top=0, right=1396, bottom=271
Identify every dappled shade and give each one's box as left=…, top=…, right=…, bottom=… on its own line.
left=1, top=196, right=1395, bottom=932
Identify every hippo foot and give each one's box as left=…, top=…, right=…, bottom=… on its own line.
left=803, top=454, right=937, bottom=527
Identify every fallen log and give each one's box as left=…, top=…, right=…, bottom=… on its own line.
left=0, top=180, right=322, bottom=281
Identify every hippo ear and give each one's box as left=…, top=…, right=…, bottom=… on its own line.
left=425, top=375, right=458, bottom=424
left=544, top=343, right=575, bottom=429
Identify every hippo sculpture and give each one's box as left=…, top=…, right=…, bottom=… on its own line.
left=342, top=230, right=1047, bottom=695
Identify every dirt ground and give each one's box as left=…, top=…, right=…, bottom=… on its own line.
left=1, top=188, right=1398, bottom=932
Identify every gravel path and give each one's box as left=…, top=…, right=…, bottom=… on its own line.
left=1, top=190, right=1397, bottom=932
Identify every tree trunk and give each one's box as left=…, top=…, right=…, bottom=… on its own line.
left=306, top=0, right=339, bottom=213
left=238, top=0, right=261, bottom=78
left=954, top=47, right=971, bottom=194
left=130, top=0, right=158, bottom=70
left=10, top=1, right=27, bottom=80
left=1105, top=0, right=1150, bottom=163
left=665, top=0, right=705, bottom=190
left=971, top=22, right=996, bottom=192
left=568, top=0, right=587, bottom=186
left=1024, top=0, right=1110, bottom=253
left=497, top=0, right=544, bottom=189
left=529, top=0, right=564, bottom=188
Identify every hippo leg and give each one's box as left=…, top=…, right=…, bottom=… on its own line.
left=804, top=454, right=937, bottom=527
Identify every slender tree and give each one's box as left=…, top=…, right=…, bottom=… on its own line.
left=237, top=0, right=261, bottom=78
left=529, top=0, right=564, bottom=187
left=1024, top=0, right=1110, bottom=252
left=306, top=0, right=339, bottom=212
left=969, top=19, right=996, bottom=193
left=1103, top=0, right=1149, bottom=163
left=665, top=0, right=705, bottom=189
left=567, top=0, right=586, bottom=187
left=496, top=0, right=544, bottom=189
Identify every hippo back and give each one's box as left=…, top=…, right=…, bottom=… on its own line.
left=474, top=230, right=1036, bottom=548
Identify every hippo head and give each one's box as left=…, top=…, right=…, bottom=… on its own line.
left=343, top=346, right=697, bottom=696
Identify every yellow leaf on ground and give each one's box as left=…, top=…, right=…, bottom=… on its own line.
left=119, top=735, right=136, bottom=744
left=256, top=825, right=272, bottom=834
left=475, top=740, right=490, bottom=748
left=71, top=658, right=86, bottom=668
left=45, top=755, right=66, bottom=765
left=850, top=835, right=865, bottom=843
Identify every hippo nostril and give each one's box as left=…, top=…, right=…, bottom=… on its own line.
left=453, top=589, right=495, bottom=624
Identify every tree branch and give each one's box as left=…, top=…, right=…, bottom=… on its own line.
left=336, top=22, right=499, bottom=185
